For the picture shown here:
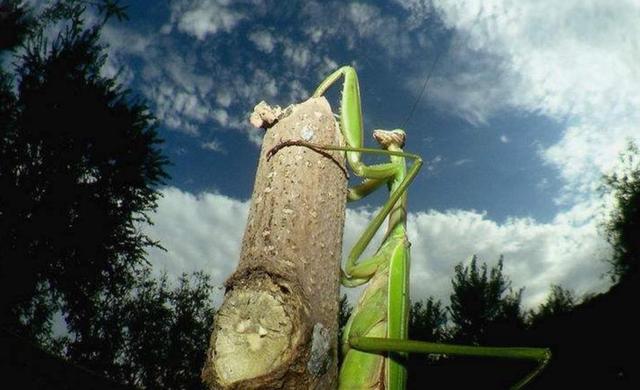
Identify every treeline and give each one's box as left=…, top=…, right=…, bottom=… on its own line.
left=339, top=206, right=639, bottom=389
left=394, top=257, right=578, bottom=387
left=1, top=1, right=213, bottom=389
left=409, top=257, right=581, bottom=388
left=399, top=143, right=638, bottom=388
left=337, top=255, right=581, bottom=388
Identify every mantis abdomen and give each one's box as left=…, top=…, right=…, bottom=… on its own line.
left=339, top=225, right=410, bottom=389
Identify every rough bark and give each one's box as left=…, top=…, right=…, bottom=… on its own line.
left=202, top=97, right=346, bottom=389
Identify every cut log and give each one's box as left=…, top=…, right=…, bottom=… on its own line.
left=202, top=97, right=347, bottom=389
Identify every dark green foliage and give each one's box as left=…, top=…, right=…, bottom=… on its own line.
left=38, top=0, right=127, bottom=27
left=337, top=294, right=352, bottom=367
left=117, top=271, right=215, bottom=389
left=449, top=255, right=525, bottom=345
left=337, top=294, right=352, bottom=343
left=526, top=281, right=639, bottom=389
left=528, top=285, right=576, bottom=327
left=0, top=2, right=217, bottom=388
left=0, top=0, right=167, bottom=342
left=522, top=143, right=640, bottom=388
left=409, top=297, right=447, bottom=343
left=406, top=297, right=448, bottom=388
left=0, top=0, right=35, bottom=51
left=1, top=327, right=135, bottom=390
left=407, top=257, right=531, bottom=388
left=603, top=142, right=640, bottom=283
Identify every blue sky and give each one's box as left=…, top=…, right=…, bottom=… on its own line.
left=112, top=0, right=569, bottom=223
left=61, top=0, right=640, bottom=308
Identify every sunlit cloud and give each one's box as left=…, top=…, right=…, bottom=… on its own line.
left=163, top=0, right=247, bottom=40
left=415, top=0, right=640, bottom=204
left=201, top=140, right=226, bottom=154
left=454, top=158, right=472, bottom=167
left=98, top=0, right=633, bottom=311
left=248, top=30, right=276, bottom=53
left=145, top=187, right=611, bottom=309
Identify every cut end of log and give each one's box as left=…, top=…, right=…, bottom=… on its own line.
left=214, top=288, right=292, bottom=385
left=202, top=275, right=307, bottom=389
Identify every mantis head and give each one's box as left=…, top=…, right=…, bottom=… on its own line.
left=373, top=129, right=406, bottom=149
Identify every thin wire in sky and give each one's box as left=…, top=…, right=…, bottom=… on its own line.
left=400, top=45, right=445, bottom=130
left=401, top=12, right=483, bottom=130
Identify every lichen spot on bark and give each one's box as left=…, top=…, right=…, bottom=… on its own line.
left=307, top=322, right=331, bottom=377
left=213, top=287, right=293, bottom=386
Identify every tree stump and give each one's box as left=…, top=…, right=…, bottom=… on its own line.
left=202, top=97, right=347, bottom=389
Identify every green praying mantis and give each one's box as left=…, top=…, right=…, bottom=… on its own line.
left=270, top=66, right=551, bottom=389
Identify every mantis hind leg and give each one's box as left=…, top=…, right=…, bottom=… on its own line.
left=350, top=336, right=551, bottom=390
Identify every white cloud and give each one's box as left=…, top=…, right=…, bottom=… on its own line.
left=211, top=108, right=229, bottom=126
left=305, top=27, right=324, bottom=44
left=424, top=61, right=513, bottom=125
left=163, top=55, right=214, bottom=96
left=102, top=24, right=151, bottom=55
left=144, top=188, right=250, bottom=305
left=282, top=39, right=313, bottom=69
left=396, top=0, right=640, bottom=213
left=142, top=83, right=211, bottom=135
left=176, top=92, right=210, bottom=121
left=392, top=0, right=435, bottom=29
left=342, top=2, right=412, bottom=57
left=99, top=22, right=226, bottom=136
left=134, top=49, right=281, bottom=137
left=500, top=135, right=509, bottom=143
left=100, top=58, right=135, bottom=86
left=248, top=30, right=276, bottom=53
left=216, top=91, right=233, bottom=108
left=286, top=79, right=308, bottom=103
left=408, top=208, right=610, bottom=308
left=135, top=51, right=241, bottom=134
left=346, top=3, right=383, bottom=37
left=164, top=0, right=247, bottom=40
left=97, top=1, right=348, bottom=144
left=299, top=1, right=416, bottom=60
left=425, top=155, right=443, bottom=174
left=201, top=140, right=226, bottom=154
left=144, top=187, right=612, bottom=309
left=543, top=122, right=638, bottom=201
left=427, top=0, right=640, bottom=121
left=454, top=158, right=472, bottom=166
left=100, top=25, right=151, bottom=85
left=351, top=7, right=640, bottom=311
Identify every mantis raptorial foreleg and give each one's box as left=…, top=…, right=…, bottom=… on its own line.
left=270, top=66, right=550, bottom=389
